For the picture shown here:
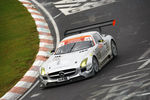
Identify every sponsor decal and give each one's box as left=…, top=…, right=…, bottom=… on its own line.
left=59, top=35, right=93, bottom=47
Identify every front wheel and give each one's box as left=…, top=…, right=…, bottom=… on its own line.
left=92, top=57, right=99, bottom=73
left=111, top=40, right=118, bottom=57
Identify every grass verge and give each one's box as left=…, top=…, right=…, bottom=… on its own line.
left=0, top=0, right=39, bottom=97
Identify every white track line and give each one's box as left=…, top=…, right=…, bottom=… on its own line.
left=31, top=0, right=60, bottom=47
left=53, top=13, right=62, bottom=19
left=30, top=93, right=41, bottom=98
left=52, top=0, right=116, bottom=15
left=116, top=59, right=149, bottom=68
left=138, top=59, right=150, bottom=69
left=55, top=3, right=80, bottom=8
left=137, top=92, right=150, bottom=96
left=138, top=48, right=150, bottom=60
left=53, top=0, right=86, bottom=4
left=19, top=80, right=40, bottom=100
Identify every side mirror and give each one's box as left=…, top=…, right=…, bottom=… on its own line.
left=98, top=40, right=104, bottom=43
left=51, top=49, right=55, bottom=53
left=49, top=49, right=55, bottom=55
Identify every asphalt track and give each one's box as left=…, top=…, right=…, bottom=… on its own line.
left=22, top=0, right=150, bottom=100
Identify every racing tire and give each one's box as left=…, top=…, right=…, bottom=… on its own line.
left=92, top=57, right=99, bottom=73
left=111, top=40, right=118, bottom=57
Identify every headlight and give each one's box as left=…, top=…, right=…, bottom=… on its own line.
left=41, top=67, right=46, bottom=75
left=80, top=58, right=88, bottom=68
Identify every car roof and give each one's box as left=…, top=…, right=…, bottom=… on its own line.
left=62, top=31, right=99, bottom=41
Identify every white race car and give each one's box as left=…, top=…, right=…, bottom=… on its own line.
left=39, top=31, right=117, bottom=88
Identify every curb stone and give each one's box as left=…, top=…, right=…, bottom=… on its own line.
left=0, top=0, right=54, bottom=99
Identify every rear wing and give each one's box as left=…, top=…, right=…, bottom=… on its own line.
left=64, top=19, right=116, bottom=36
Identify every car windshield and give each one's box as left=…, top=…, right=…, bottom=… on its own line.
left=55, top=41, right=94, bottom=55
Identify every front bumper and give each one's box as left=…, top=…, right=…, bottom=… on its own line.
left=39, top=66, right=93, bottom=87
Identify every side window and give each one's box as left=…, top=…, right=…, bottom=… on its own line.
left=93, top=34, right=102, bottom=44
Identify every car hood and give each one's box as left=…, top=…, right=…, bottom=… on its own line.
left=42, top=48, right=93, bottom=73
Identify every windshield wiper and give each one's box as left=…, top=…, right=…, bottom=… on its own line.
left=69, top=43, right=76, bottom=53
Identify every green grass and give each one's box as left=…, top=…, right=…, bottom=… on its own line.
left=0, top=0, right=39, bottom=97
